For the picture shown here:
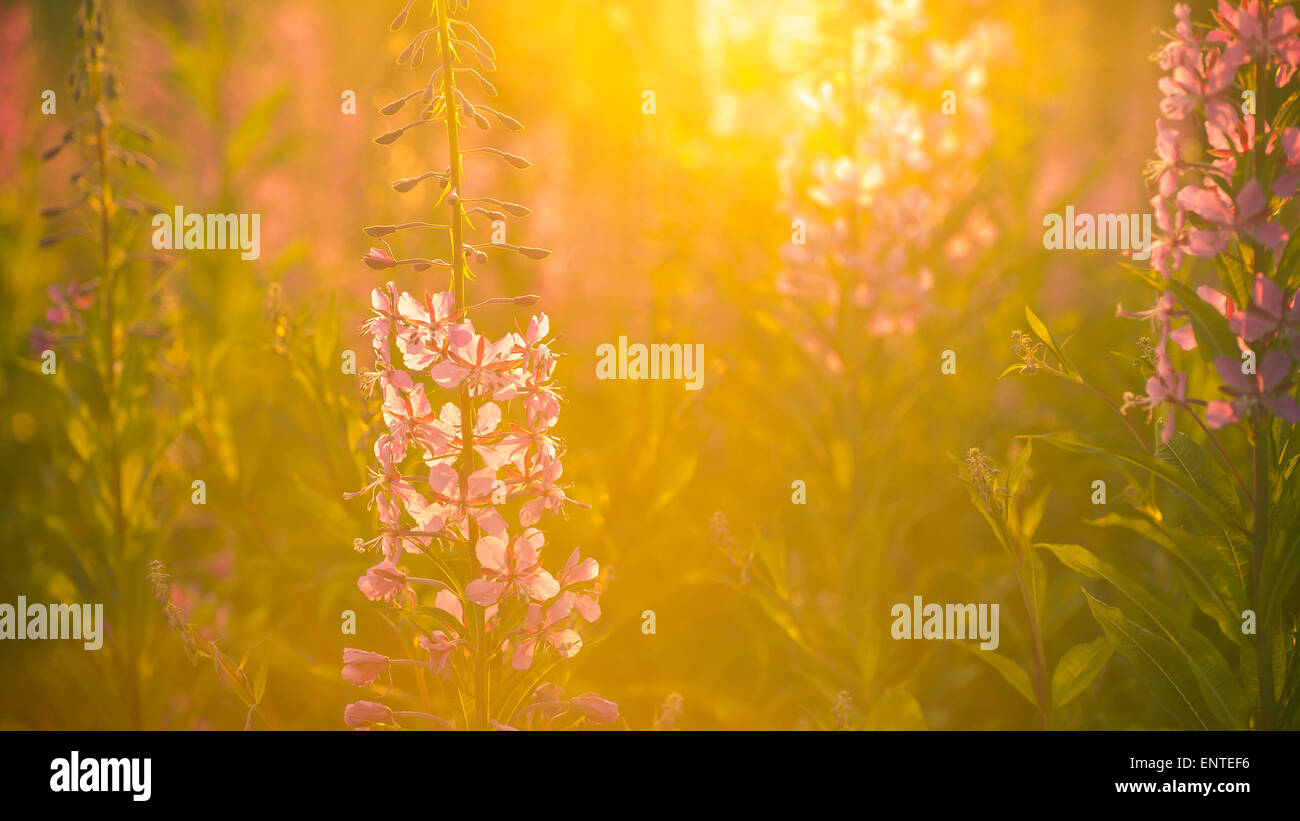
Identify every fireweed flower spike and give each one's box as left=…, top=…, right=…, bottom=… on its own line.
left=36, top=1, right=205, bottom=729
left=345, top=0, right=614, bottom=730
left=1108, top=0, right=1300, bottom=730
left=1126, top=1, right=1300, bottom=450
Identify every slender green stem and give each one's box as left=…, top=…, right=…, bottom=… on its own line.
left=88, top=1, right=136, bottom=729
left=436, top=0, right=487, bottom=731
left=1252, top=412, right=1275, bottom=730
left=1250, top=50, right=1275, bottom=730
left=1015, top=559, right=1050, bottom=730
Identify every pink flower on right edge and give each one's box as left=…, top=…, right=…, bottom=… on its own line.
left=1206, top=350, right=1300, bottom=427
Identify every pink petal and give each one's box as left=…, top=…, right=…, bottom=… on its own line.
left=1170, top=324, right=1198, bottom=351
left=1260, top=350, right=1291, bottom=389
left=1205, top=400, right=1239, bottom=428
left=465, top=578, right=506, bottom=607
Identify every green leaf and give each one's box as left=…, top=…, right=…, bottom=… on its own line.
left=1007, top=439, right=1032, bottom=499
left=1040, top=543, right=1248, bottom=728
left=1156, top=432, right=1244, bottom=521
left=1217, top=247, right=1253, bottom=307
left=1024, top=306, right=1081, bottom=380
left=1029, top=431, right=1249, bottom=537
left=1167, top=280, right=1239, bottom=361
left=1024, top=546, right=1048, bottom=625
left=958, top=642, right=1038, bottom=708
left=1051, top=637, right=1113, bottom=709
left=1088, top=513, right=1245, bottom=645
left=862, top=685, right=927, bottom=730
left=1084, top=591, right=1214, bottom=728
left=409, top=604, right=466, bottom=639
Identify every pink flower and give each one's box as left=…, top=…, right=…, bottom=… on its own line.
left=465, top=528, right=560, bottom=606
left=416, top=590, right=467, bottom=678
left=517, top=454, right=569, bottom=526
left=1151, top=119, right=1189, bottom=198
left=344, top=700, right=393, bottom=730
left=45, top=281, right=96, bottom=325
left=394, top=290, right=472, bottom=369
left=568, top=692, right=620, bottom=724
left=357, top=560, right=409, bottom=603
left=342, top=648, right=389, bottom=686
left=380, top=371, right=436, bottom=453
left=1116, top=291, right=1197, bottom=351
left=363, top=246, right=397, bottom=270
left=422, top=401, right=507, bottom=470
left=559, top=547, right=602, bottom=622
left=1121, top=340, right=1188, bottom=444
left=1200, top=274, right=1300, bottom=352
left=1150, top=195, right=1192, bottom=276
left=1177, top=179, right=1288, bottom=256
left=428, top=463, right=507, bottom=539
left=512, top=592, right=582, bottom=670
left=1157, top=50, right=1239, bottom=133
left=1158, top=4, right=1202, bottom=70
left=1210, top=0, right=1300, bottom=85
left=430, top=332, right=518, bottom=397
left=1206, top=350, right=1300, bottom=427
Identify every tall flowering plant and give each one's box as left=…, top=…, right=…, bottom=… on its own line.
left=718, top=0, right=1012, bottom=729
left=26, top=0, right=193, bottom=728
left=343, top=0, right=615, bottom=730
left=1009, top=1, right=1300, bottom=729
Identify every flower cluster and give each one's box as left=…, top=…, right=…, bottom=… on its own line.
left=1125, top=1, right=1300, bottom=440
left=351, top=286, right=604, bottom=672
left=342, top=0, right=614, bottom=730
left=777, top=3, right=1008, bottom=362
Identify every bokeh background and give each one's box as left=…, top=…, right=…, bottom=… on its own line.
left=0, top=0, right=1215, bottom=729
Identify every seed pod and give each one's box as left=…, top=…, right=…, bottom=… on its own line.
left=41, top=129, right=75, bottom=161
left=390, top=0, right=414, bottom=31
left=482, top=106, right=524, bottom=131
left=462, top=69, right=498, bottom=97
left=496, top=200, right=531, bottom=217
left=380, top=93, right=413, bottom=115
left=364, top=225, right=396, bottom=237
left=515, top=246, right=551, bottom=260
left=453, top=87, right=476, bottom=120
left=40, top=229, right=88, bottom=247
left=423, top=69, right=441, bottom=104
